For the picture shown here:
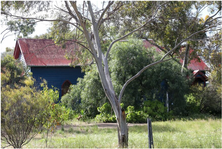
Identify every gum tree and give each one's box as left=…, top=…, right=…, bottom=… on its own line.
left=1, top=1, right=221, bottom=147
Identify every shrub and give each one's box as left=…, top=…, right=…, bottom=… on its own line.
left=96, top=101, right=172, bottom=123
left=143, top=100, right=172, bottom=121
left=95, top=103, right=116, bottom=122
left=126, top=106, right=148, bottom=123
left=1, top=85, right=51, bottom=148
left=186, top=85, right=221, bottom=116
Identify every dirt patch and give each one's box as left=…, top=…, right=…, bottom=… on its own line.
left=56, top=123, right=147, bottom=130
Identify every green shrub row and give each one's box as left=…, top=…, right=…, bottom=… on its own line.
left=95, top=100, right=173, bottom=123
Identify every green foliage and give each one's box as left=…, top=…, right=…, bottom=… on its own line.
left=1, top=55, right=28, bottom=88
left=1, top=57, right=71, bottom=148
left=1, top=1, right=50, bottom=13
left=126, top=106, right=148, bottom=123
left=62, top=39, right=191, bottom=119
left=109, top=39, right=191, bottom=113
left=185, top=93, right=201, bottom=115
left=96, top=101, right=172, bottom=123
left=6, top=19, right=36, bottom=37
left=61, top=65, right=106, bottom=118
left=1, top=85, right=50, bottom=148
left=143, top=100, right=172, bottom=121
left=115, top=1, right=211, bottom=52
left=40, top=82, right=71, bottom=131
left=95, top=103, right=116, bottom=123
left=185, top=85, right=221, bottom=116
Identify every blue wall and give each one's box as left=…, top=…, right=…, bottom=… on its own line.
left=31, top=66, right=84, bottom=100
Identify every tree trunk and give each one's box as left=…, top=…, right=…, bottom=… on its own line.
left=77, top=2, right=130, bottom=147
left=117, top=110, right=128, bottom=148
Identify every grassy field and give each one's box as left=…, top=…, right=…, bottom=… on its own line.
left=2, top=118, right=221, bottom=148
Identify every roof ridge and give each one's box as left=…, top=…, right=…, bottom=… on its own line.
left=18, top=38, right=53, bottom=40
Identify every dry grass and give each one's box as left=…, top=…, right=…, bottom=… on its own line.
left=2, top=118, right=221, bottom=148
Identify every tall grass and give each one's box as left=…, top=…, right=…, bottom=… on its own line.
left=5, top=118, right=221, bottom=148
left=130, top=119, right=221, bottom=148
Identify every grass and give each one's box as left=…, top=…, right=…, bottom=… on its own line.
left=2, top=118, right=221, bottom=148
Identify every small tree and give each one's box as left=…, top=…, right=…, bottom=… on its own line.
left=1, top=85, right=50, bottom=148
left=41, top=82, right=70, bottom=147
left=1, top=55, right=65, bottom=148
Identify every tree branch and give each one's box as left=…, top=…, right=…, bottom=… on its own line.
left=203, top=7, right=221, bottom=26
left=1, top=28, right=9, bottom=34
left=105, top=2, right=164, bottom=59
left=54, top=5, right=69, bottom=15
left=161, top=24, right=217, bottom=61
left=98, top=1, right=114, bottom=28
left=2, top=11, right=84, bottom=33
left=70, top=1, right=96, bottom=57
left=1, top=32, right=14, bottom=43
left=143, top=38, right=183, bottom=66
left=87, top=1, right=103, bottom=58
left=64, top=1, right=80, bottom=24
left=98, top=2, right=123, bottom=30
left=105, top=18, right=154, bottom=59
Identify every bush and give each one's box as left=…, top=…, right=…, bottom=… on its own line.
left=1, top=85, right=51, bottom=148
left=126, top=106, right=148, bottom=123
left=96, top=101, right=172, bottom=123
left=143, top=100, right=172, bottom=121
left=95, top=103, right=116, bottom=122
left=186, top=85, right=221, bottom=116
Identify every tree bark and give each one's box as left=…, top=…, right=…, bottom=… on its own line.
left=117, top=108, right=128, bottom=148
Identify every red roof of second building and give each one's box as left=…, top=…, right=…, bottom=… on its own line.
left=14, top=38, right=79, bottom=66
left=143, top=40, right=209, bottom=71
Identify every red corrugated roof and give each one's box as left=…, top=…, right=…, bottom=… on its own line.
left=143, top=40, right=209, bottom=71
left=180, top=58, right=209, bottom=70
left=14, top=38, right=209, bottom=70
left=14, top=39, right=79, bottom=66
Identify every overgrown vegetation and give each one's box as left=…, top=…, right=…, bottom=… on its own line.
left=1, top=55, right=73, bottom=148
left=5, top=118, right=219, bottom=148
left=96, top=100, right=173, bottom=123
left=62, top=39, right=191, bottom=120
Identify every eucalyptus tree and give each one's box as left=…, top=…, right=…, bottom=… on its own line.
left=113, top=1, right=221, bottom=72
left=1, top=1, right=221, bottom=147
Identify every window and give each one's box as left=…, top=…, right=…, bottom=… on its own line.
left=61, top=80, right=71, bottom=96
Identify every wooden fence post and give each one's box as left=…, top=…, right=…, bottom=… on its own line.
left=147, top=118, right=154, bottom=148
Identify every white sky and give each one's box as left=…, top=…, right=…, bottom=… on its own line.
left=0, top=1, right=214, bottom=54
left=0, top=21, right=52, bottom=53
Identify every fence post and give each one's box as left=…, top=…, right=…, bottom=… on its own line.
left=147, top=118, right=154, bottom=148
